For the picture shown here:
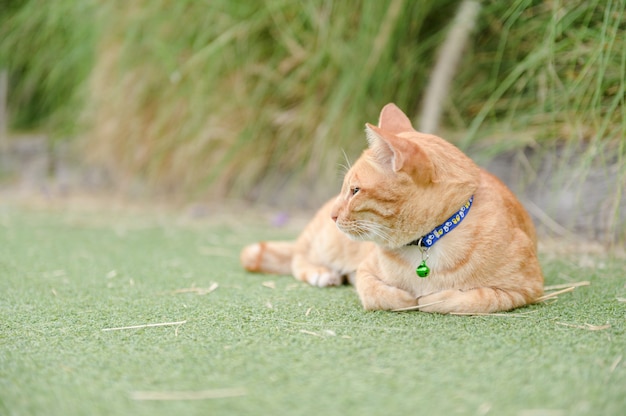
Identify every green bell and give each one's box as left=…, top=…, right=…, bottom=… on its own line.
left=416, top=260, right=430, bottom=278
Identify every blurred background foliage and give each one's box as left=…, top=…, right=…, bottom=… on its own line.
left=1, top=0, right=624, bottom=206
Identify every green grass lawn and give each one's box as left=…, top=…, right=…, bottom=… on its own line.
left=1, top=203, right=625, bottom=416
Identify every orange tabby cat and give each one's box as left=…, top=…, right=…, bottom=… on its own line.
left=241, top=103, right=543, bottom=313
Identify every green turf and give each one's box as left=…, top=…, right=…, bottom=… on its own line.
left=1, top=205, right=625, bottom=416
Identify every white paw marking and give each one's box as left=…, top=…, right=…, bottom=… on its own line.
left=308, top=273, right=320, bottom=286
left=314, top=272, right=342, bottom=287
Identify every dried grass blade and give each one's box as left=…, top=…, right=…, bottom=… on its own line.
left=451, top=310, right=538, bottom=317
left=299, top=329, right=322, bottom=337
left=130, top=388, right=247, bottom=401
left=610, top=355, right=622, bottom=373
left=102, top=320, right=187, bottom=332
left=262, top=281, right=276, bottom=289
left=535, top=286, right=576, bottom=302
left=392, top=300, right=446, bottom=312
left=556, top=322, right=611, bottom=331
left=173, top=282, right=219, bottom=295
left=543, top=281, right=590, bottom=290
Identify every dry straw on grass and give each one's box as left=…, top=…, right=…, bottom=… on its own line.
left=172, top=283, right=219, bottom=295
left=392, top=300, right=447, bottom=312
left=129, top=388, right=247, bottom=401
left=451, top=311, right=539, bottom=317
left=555, top=322, right=611, bottom=331
left=543, top=281, right=592, bottom=291
left=101, top=320, right=187, bottom=332
left=535, top=281, right=591, bottom=303
left=392, top=281, right=591, bottom=315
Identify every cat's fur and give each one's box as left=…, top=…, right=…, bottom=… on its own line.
left=241, top=103, right=543, bottom=313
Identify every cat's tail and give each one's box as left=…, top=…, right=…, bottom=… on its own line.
left=240, top=241, right=294, bottom=275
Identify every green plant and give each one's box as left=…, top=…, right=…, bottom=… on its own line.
left=0, top=0, right=98, bottom=136
left=454, top=0, right=626, bottom=148
left=81, top=0, right=456, bottom=201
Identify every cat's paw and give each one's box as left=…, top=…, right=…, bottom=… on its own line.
left=416, top=291, right=459, bottom=314
left=359, top=285, right=417, bottom=311
left=306, top=269, right=343, bottom=287
left=240, top=243, right=263, bottom=272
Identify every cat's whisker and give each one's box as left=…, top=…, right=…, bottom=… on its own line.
left=343, top=217, right=426, bottom=245
left=355, top=220, right=395, bottom=244
left=358, top=220, right=393, bottom=236
left=358, top=219, right=429, bottom=240
left=336, top=149, right=353, bottom=179
left=341, top=149, right=352, bottom=170
left=337, top=164, right=351, bottom=178
left=340, top=220, right=377, bottom=242
left=341, top=214, right=425, bottom=241
left=367, top=226, right=393, bottom=244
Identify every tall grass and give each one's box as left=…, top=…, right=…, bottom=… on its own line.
left=81, top=0, right=455, bottom=202
left=1, top=0, right=624, bottom=213
left=454, top=0, right=626, bottom=151
left=0, top=0, right=97, bottom=136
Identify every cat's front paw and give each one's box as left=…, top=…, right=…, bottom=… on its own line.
left=358, top=285, right=417, bottom=311
left=306, top=269, right=343, bottom=287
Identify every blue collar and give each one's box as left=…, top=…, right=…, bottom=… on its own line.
left=407, top=196, right=473, bottom=248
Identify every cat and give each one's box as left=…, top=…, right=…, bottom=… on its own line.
left=240, top=103, right=544, bottom=313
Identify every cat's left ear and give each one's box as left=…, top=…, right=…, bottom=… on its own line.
left=377, top=103, right=414, bottom=134
left=365, top=123, right=434, bottom=183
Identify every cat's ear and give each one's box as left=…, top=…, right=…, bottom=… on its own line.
left=365, top=123, right=404, bottom=171
left=365, top=123, right=434, bottom=183
left=378, top=103, right=414, bottom=134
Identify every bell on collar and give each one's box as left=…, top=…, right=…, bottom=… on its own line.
left=416, top=260, right=430, bottom=278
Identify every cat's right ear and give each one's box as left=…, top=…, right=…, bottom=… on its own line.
left=365, top=123, right=434, bottom=183
left=365, top=123, right=405, bottom=172
left=377, top=103, right=414, bottom=134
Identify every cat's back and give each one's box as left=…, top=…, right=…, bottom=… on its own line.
left=477, top=168, right=537, bottom=245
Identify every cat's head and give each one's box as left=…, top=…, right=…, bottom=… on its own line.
left=330, top=103, right=480, bottom=249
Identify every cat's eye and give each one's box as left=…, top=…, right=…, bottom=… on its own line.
left=351, top=187, right=360, bottom=196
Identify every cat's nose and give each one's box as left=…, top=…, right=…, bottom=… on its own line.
left=330, top=200, right=340, bottom=222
